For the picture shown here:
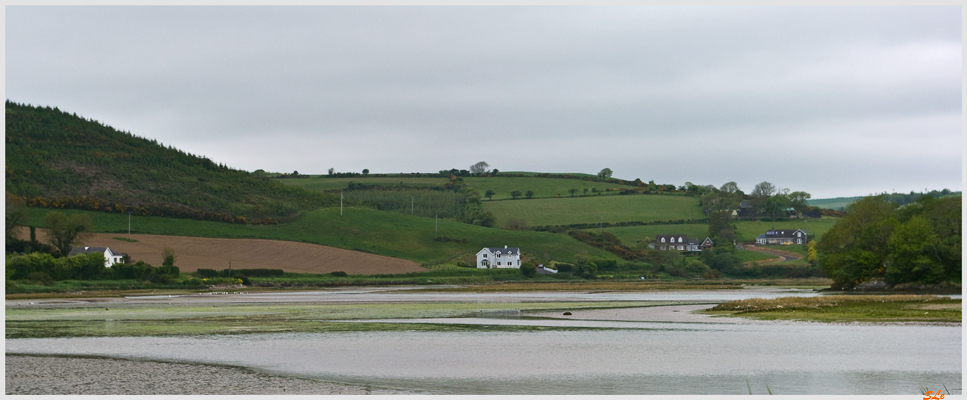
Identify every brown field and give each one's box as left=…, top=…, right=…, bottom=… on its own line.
left=20, top=229, right=425, bottom=275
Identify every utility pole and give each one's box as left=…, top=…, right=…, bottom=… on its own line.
left=435, top=214, right=438, bottom=238
left=600, top=215, right=603, bottom=234
left=128, top=212, right=132, bottom=238
left=340, top=191, right=344, bottom=216
left=411, top=196, right=414, bottom=215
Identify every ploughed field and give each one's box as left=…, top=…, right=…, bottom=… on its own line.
left=28, top=230, right=425, bottom=275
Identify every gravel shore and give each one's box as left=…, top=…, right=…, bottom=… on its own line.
left=6, top=355, right=414, bottom=395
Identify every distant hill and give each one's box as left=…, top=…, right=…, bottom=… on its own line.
left=5, top=101, right=337, bottom=223
left=809, top=190, right=961, bottom=211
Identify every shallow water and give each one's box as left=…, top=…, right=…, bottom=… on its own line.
left=5, top=287, right=961, bottom=395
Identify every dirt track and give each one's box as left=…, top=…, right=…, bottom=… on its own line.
left=21, top=229, right=425, bottom=275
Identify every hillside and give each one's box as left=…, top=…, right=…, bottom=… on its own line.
left=5, top=101, right=337, bottom=223
left=20, top=206, right=619, bottom=266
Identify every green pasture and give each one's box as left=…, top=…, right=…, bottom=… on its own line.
left=462, top=176, right=640, bottom=200
left=483, top=194, right=704, bottom=228
left=594, top=224, right=710, bottom=247
left=279, top=176, right=449, bottom=191
left=807, top=197, right=859, bottom=210
left=21, top=207, right=617, bottom=266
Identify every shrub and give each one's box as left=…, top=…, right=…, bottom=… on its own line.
left=330, top=271, right=348, bottom=277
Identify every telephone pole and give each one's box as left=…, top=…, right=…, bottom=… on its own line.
left=340, top=191, right=344, bottom=216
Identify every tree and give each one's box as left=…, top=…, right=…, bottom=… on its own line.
left=6, top=193, right=28, bottom=243
left=568, top=188, right=578, bottom=197
left=41, top=211, right=94, bottom=257
left=328, top=167, right=335, bottom=176
left=750, top=181, right=776, bottom=217
left=788, top=191, right=812, bottom=218
left=510, top=190, right=523, bottom=199
left=525, top=190, right=534, bottom=199
left=520, top=263, right=537, bottom=278
left=817, top=196, right=898, bottom=288
left=470, top=161, right=490, bottom=176
left=708, top=211, right=736, bottom=244
left=484, top=189, right=495, bottom=200
left=597, top=168, right=613, bottom=179
left=362, top=169, right=370, bottom=176
left=162, top=246, right=177, bottom=267
left=583, top=188, right=589, bottom=196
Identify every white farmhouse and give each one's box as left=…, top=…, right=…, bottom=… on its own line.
left=67, top=246, right=126, bottom=268
left=476, top=246, right=521, bottom=269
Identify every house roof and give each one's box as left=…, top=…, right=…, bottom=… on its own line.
left=68, top=246, right=126, bottom=257
left=655, top=235, right=708, bottom=246
left=478, top=247, right=520, bottom=255
left=759, top=229, right=807, bottom=239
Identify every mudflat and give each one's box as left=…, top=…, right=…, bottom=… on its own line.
left=5, top=355, right=416, bottom=395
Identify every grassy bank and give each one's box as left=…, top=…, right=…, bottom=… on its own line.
left=703, top=295, right=961, bottom=323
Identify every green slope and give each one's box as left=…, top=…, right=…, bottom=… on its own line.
left=5, top=101, right=336, bottom=222
left=483, top=194, right=704, bottom=228
left=22, top=206, right=618, bottom=265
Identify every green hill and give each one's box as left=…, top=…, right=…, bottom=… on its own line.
left=483, top=194, right=704, bottom=228
left=20, top=206, right=618, bottom=265
left=5, top=101, right=337, bottom=223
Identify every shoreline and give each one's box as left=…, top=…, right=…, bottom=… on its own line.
left=5, top=354, right=417, bottom=395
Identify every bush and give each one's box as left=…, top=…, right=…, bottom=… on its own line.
left=519, top=264, right=537, bottom=278
left=330, top=271, right=348, bottom=277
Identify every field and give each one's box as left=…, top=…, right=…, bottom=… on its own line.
left=483, top=194, right=703, bottom=227
left=21, top=206, right=618, bottom=266
left=280, top=176, right=448, bottom=191
left=462, top=176, right=640, bottom=200
left=24, top=230, right=423, bottom=274
left=806, top=196, right=860, bottom=210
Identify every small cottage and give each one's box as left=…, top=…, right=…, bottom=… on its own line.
left=67, top=246, right=126, bottom=268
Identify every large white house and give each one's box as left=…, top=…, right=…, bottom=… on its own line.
left=755, top=229, right=807, bottom=245
left=649, top=234, right=713, bottom=252
left=67, top=246, right=126, bottom=268
left=476, top=246, right=521, bottom=269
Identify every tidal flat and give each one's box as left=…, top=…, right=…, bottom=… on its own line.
left=6, top=286, right=962, bottom=395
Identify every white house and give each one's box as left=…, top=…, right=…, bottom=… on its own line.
left=67, top=246, right=126, bottom=268
left=476, top=246, right=521, bottom=269
left=649, top=235, right=713, bottom=252
left=755, top=229, right=807, bottom=245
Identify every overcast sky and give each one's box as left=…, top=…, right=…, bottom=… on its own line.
left=5, top=6, right=961, bottom=199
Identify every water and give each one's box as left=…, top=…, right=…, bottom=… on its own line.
left=6, top=287, right=962, bottom=395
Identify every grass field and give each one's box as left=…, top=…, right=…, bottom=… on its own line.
left=483, top=194, right=704, bottom=228
left=279, top=176, right=449, bottom=191
left=21, top=207, right=618, bottom=266
left=733, top=219, right=839, bottom=243
left=462, top=176, right=639, bottom=200
left=807, top=196, right=860, bottom=210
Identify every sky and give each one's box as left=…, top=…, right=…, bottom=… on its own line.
left=4, top=5, right=962, bottom=199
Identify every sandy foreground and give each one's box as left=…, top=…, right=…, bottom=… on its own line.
left=5, top=355, right=417, bottom=395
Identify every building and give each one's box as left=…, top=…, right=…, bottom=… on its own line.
left=67, top=246, right=126, bottom=268
left=649, top=235, right=713, bottom=252
left=476, top=246, right=521, bottom=269
left=755, top=229, right=807, bottom=245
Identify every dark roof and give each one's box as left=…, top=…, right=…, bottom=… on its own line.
left=482, top=247, right=520, bottom=255
left=760, top=229, right=807, bottom=239
left=655, top=235, right=707, bottom=246
left=67, top=247, right=125, bottom=257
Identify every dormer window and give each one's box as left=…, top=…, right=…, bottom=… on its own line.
left=661, top=238, right=665, bottom=243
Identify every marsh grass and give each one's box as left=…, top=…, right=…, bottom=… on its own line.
left=706, top=295, right=961, bottom=323
left=5, top=300, right=674, bottom=338
left=424, top=281, right=744, bottom=292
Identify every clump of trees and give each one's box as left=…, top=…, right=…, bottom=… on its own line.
left=817, top=194, right=961, bottom=289
left=6, top=252, right=180, bottom=283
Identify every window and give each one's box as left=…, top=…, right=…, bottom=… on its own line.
left=497, top=262, right=501, bottom=266
left=483, top=254, right=487, bottom=258
left=661, top=238, right=665, bottom=243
